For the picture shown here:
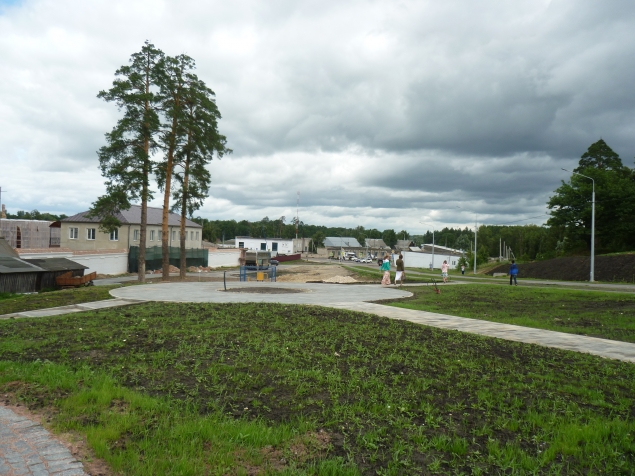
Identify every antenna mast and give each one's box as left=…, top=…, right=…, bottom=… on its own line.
left=295, top=191, right=300, bottom=239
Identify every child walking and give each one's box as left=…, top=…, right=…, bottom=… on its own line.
left=441, top=260, right=449, bottom=283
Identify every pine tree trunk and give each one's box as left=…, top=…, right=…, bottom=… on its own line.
left=161, top=103, right=179, bottom=280
left=179, top=146, right=190, bottom=280
left=138, top=61, right=152, bottom=284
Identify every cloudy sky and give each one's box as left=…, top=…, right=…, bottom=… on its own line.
left=1, top=0, right=634, bottom=234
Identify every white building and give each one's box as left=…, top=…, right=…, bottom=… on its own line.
left=397, top=244, right=463, bottom=270
left=234, top=236, right=294, bottom=256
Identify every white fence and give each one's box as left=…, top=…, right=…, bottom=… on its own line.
left=398, top=251, right=460, bottom=270
left=208, top=249, right=241, bottom=268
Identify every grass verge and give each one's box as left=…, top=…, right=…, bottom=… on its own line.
left=383, top=284, right=635, bottom=342
left=1, top=302, right=634, bottom=474
left=0, top=285, right=125, bottom=315
left=344, top=266, right=432, bottom=283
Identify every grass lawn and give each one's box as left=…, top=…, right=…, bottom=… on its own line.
left=383, top=284, right=635, bottom=343
left=0, top=285, right=125, bottom=315
left=1, top=303, right=634, bottom=474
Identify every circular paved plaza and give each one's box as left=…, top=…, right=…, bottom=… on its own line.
left=110, top=281, right=412, bottom=305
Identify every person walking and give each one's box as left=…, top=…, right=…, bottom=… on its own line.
left=461, top=264, right=465, bottom=275
left=441, top=260, right=449, bottom=283
left=381, top=255, right=392, bottom=285
left=509, top=260, right=519, bottom=286
left=395, top=254, right=405, bottom=285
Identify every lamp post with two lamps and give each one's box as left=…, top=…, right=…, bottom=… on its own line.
left=562, top=168, right=595, bottom=282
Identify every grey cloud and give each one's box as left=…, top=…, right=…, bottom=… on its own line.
left=1, top=0, right=633, bottom=231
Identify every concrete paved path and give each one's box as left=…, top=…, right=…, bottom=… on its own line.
left=0, top=406, right=86, bottom=475
left=109, top=281, right=412, bottom=304
left=0, top=298, right=142, bottom=320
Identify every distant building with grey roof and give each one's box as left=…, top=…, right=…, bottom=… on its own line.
left=60, top=205, right=202, bottom=251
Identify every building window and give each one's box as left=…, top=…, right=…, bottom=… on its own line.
left=238, top=241, right=244, bottom=248
left=69, top=227, right=78, bottom=239
left=172, top=231, right=176, bottom=241
left=109, top=229, right=119, bottom=241
left=158, top=231, right=163, bottom=241
left=133, top=229, right=139, bottom=241
left=150, top=230, right=155, bottom=241
left=185, top=231, right=188, bottom=240
left=190, top=231, right=194, bottom=241
left=86, top=228, right=96, bottom=240
left=260, top=243, right=266, bottom=251
left=196, top=231, right=199, bottom=241
left=272, top=242, right=278, bottom=252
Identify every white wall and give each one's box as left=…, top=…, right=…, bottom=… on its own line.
left=208, top=250, right=241, bottom=268
left=234, top=238, right=293, bottom=256
left=399, top=251, right=460, bottom=270
left=71, top=253, right=128, bottom=275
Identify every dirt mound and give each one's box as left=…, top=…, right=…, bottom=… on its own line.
left=487, top=254, right=635, bottom=282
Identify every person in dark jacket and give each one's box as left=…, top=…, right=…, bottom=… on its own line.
left=509, top=260, right=518, bottom=286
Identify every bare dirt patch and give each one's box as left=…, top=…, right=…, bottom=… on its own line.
left=276, top=265, right=359, bottom=283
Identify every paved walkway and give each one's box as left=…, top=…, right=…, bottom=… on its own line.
left=0, top=298, right=141, bottom=320
left=0, top=406, right=86, bottom=475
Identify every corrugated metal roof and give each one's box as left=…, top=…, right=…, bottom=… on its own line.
left=23, top=258, right=88, bottom=272
left=366, top=239, right=388, bottom=248
left=324, top=237, right=362, bottom=248
left=0, top=238, right=19, bottom=258
left=62, top=205, right=201, bottom=228
left=0, top=257, right=44, bottom=274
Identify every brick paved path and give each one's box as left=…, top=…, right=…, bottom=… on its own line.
left=0, top=406, right=86, bottom=476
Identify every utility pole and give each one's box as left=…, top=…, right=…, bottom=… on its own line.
left=499, top=237, right=501, bottom=262
left=473, top=215, right=477, bottom=274
left=0, top=187, right=7, bottom=238
left=295, top=191, right=300, bottom=240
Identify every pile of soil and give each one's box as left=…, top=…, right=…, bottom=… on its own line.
left=276, top=265, right=358, bottom=283
left=487, top=254, right=635, bottom=282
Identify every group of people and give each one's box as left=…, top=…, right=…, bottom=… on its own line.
left=376, top=255, right=520, bottom=286
left=379, top=254, right=406, bottom=286
left=378, top=254, right=451, bottom=286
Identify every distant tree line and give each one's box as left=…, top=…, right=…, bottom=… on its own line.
left=5, top=210, right=67, bottom=221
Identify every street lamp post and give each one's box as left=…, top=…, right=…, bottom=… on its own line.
left=562, top=168, right=595, bottom=282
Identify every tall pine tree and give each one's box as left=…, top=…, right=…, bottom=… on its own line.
left=89, top=41, right=164, bottom=282
left=156, top=54, right=195, bottom=279
left=171, top=75, right=230, bottom=278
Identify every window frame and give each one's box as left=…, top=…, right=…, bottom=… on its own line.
left=272, top=242, right=278, bottom=252
left=260, top=243, right=267, bottom=251
left=149, top=230, right=155, bottom=241
left=238, top=241, right=245, bottom=248
left=109, top=229, right=119, bottom=241
left=133, top=229, right=139, bottom=241
left=69, top=227, right=78, bottom=240
left=86, top=228, right=96, bottom=240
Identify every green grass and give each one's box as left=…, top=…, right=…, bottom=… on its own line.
left=344, top=266, right=432, bottom=283
left=0, top=285, right=124, bottom=315
left=2, top=302, right=635, bottom=474
left=384, top=284, right=635, bottom=342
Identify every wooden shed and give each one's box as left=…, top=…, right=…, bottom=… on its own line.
left=23, top=258, right=88, bottom=290
left=0, top=257, right=45, bottom=293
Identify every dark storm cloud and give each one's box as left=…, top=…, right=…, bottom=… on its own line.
left=1, top=0, right=634, bottom=229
